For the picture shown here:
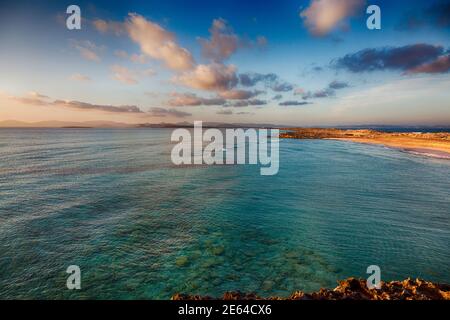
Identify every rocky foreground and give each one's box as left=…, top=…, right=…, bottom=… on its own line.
left=172, top=278, right=450, bottom=300
left=280, top=128, right=450, bottom=156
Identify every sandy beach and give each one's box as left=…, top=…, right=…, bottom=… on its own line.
left=280, top=129, right=450, bottom=159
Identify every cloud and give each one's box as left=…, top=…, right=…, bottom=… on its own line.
left=302, top=88, right=335, bottom=99
left=218, top=89, right=263, bottom=100
left=198, top=18, right=267, bottom=62
left=130, top=53, right=149, bottom=64
left=28, top=91, right=49, bottom=99
left=328, top=80, right=349, bottom=89
left=272, top=94, right=283, bottom=100
left=110, top=65, right=156, bottom=84
left=71, top=40, right=103, bottom=62
left=8, top=91, right=50, bottom=106
left=333, top=44, right=447, bottom=73
left=226, top=99, right=267, bottom=107
left=407, top=54, right=450, bottom=74
left=125, top=13, right=195, bottom=71
left=279, top=100, right=311, bottom=106
left=238, top=72, right=293, bottom=92
left=238, top=72, right=278, bottom=87
left=148, top=107, right=191, bottom=118
left=53, top=100, right=143, bottom=113
left=114, top=50, right=150, bottom=64
left=168, top=92, right=225, bottom=106
left=300, top=0, right=365, bottom=36
left=199, top=18, right=240, bottom=62
left=175, top=63, right=238, bottom=91
left=216, top=109, right=233, bottom=115
left=5, top=92, right=149, bottom=115
left=111, top=65, right=139, bottom=84
left=92, top=19, right=126, bottom=35
left=271, top=82, right=294, bottom=92
left=69, top=73, right=91, bottom=82
left=313, top=88, right=335, bottom=98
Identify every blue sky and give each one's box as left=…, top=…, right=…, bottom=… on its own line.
left=0, top=0, right=449, bottom=125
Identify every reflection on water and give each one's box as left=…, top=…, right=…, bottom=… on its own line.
left=0, top=128, right=449, bottom=299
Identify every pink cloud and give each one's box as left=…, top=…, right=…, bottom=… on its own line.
left=300, top=0, right=365, bottom=36
left=407, top=55, right=450, bottom=74
left=125, top=13, right=195, bottom=71
left=111, top=65, right=138, bottom=84
left=174, top=63, right=238, bottom=91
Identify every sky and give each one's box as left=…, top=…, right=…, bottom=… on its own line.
left=0, top=0, right=449, bottom=126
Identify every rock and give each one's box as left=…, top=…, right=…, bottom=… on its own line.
left=171, top=278, right=450, bottom=300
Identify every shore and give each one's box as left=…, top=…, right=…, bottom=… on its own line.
left=172, top=278, right=450, bottom=300
left=280, top=128, right=450, bottom=158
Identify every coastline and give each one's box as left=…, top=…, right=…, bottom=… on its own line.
left=328, top=137, right=450, bottom=159
left=280, top=128, right=450, bottom=159
left=172, top=278, right=450, bottom=300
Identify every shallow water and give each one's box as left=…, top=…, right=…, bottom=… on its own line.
left=0, top=128, right=449, bottom=299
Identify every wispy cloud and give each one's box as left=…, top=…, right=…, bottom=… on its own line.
left=53, top=100, right=144, bottom=113
left=218, top=89, right=264, bottom=100
left=8, top=91, right=50, bottom=106
left=302, top=88, right=335, bottom=99
left=111, top=65, right=156, bottom=84
left=279, top=100, right=311, bottom=106
left=111, top=65, right=139, bottom=84
left=148, top=107, right=191, bottom=118
left=70, top=40, right=103, bottom=62
left=226, top=99, right=267, bottom=107
left=5, top=92, right=144, bottom=114
left=168, top=92, right=225, bottom=106
left=69, top=73, right=91, bottom=82
left=238, top=72, right=293, bottom=92
left=92, top=19, right=126, bottom=35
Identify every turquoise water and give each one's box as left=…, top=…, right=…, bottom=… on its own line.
left=0, top=128, right=449, bottom=299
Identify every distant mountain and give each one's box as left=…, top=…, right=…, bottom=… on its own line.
left=0, top=120, right=134, bottom=128
left=1, top=120, right=283, bottom=129
left=3, top=120, right=447, bottom=130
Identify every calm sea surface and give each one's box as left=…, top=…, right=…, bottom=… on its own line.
left=0, top=128, right=449, bottom=299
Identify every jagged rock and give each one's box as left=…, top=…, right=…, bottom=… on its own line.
left=171, top=278, right=450, bottom=300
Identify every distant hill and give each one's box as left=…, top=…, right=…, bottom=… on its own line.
left=0, top=120, right=134, bottom=128
left=3, top=120, right=447, bottom=130
left=0, top=120, right=282, bottom=129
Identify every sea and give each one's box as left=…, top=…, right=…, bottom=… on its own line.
left=0, top=128, right=449, bottom=299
